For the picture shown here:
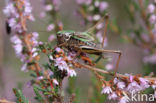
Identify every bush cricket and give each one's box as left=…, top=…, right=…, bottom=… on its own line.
left=56, top=15, right=122, bottom=78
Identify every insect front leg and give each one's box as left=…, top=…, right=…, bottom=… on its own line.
left=52, top=42, right=67, bottom=52
left=94, top=56, right=103, bottom=63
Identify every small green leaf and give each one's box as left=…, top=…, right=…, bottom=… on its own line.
left=33, top=86, right=44, bottom=101
left=33, top=85, right=47, bottom=92
left=13, top=88, right=29, bottom=103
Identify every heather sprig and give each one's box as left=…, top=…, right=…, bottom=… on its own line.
left=3, top=0, right=65, bottom=102
left=39, top=0, right=63, bottom=42
left=78, top=63, right=156, bottom=102
left=123, top=0, right=156, bottom=65
left=75, top=0, right=109, bottom=44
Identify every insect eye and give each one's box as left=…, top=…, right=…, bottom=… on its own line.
left=57, top=33, right=62, bottom=36
left=64, top=34, right=71, bottom=41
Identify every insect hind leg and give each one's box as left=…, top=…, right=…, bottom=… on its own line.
left=100, top=49, right=122, bottom=79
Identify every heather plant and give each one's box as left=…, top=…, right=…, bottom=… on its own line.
left=1, top=0, right=156, bottom=103
left=121, top=0, right=156, bottom=71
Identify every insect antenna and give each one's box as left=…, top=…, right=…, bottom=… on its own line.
left=86, top=17, right=105, bottom=34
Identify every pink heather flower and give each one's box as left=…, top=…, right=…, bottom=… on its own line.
left=101, top=86, right=112, bottom=94
left=55, top=47, right=62, bottom=52
left=31, top=32, right=39, bottom=47
left=53, top=0, right=62, bottom=6
left=88, top=6, right=94, bottom=11
left=67, top=52, right=77, bottom=61
left=76, top=0, right=92, bottom=5
left=94, top=1, right=100, bottom=7
left=96, top=31, right=108, bottom=47
left=119, top=96, right=130, bottom=103
left=129, top=75, right=134, bottom=82
left=49, top=55, right=54, bottom=60
left=96, top=23, right=104, bottom=30
left=54, top=57, right=69, bottom=71
left=96, top=31, right=103, bottom=41
left=99, top=1, right=108, bottom=12
left=24, top=5, right=32, bottom=15
left=152, top=85, right=156, bottom=89
left=3, top=3, right=17, bottom=17
left=23, top=0, right=33, bottom=16
left=8, top=18, right=17, bottom=27
left=14, top=24, right=23, bottom=33
left=149, top=14, right=156, bottom=24
left=32, top=32, right=39, bottom=40
left=32, top=52, right=38, bottom=57
left=28, top=15, right=35, bottom=21
left=68, top=69, right=77, bottom=77
left=143, top=49, right=150, bottom=55
left=14, top=44, right=23, bottom=55
left=105, top=63, right=113, bottom=70
left=67, top=55, right=73, bottom=61
left=93, top=14, right=101, bottom=21
left=147, top=4, right=155, bottom=13
left=39, top=42, right=43, bottom=45
left=26, top=81, right=32, bottom=88
left=47, top=24, right=55, bottom=31
left=53, top=79, right=59, bottom=85
left=48, top=71, right=54, bottom=76
left=87, top=16, right=93, bottom=21
left=68, top=51, right=77, bottom=57
left=139, top=78, right=150, bottom=89
left=36, top=76, right=44, bottom=80
left=39, top=12, right=46, bottom=18
left=32, top=48, right=37, bottom=53
left=127, top=81, right=141, bottom=93
left=114, top=78, right=119, bottom=84
left=10, top=35, right=22, bottom=44
left=18, top=55, right=26, bottom=62
left=103, top=38, right=108, bottom=47
left=45, top=4, right=53, bottom=11
left=33, top=41, right=39, bottom=47
left=48, top=35, right=56, bottom=42
left=23, top=0, right=31, bottom=6
left=21, top=63, right=27, bottom=72
left=152, top=81, right=156, bottom=89
left=117, top=82, right=126, bottom=89
left=108, top=92, right=118, bottom=100
left=143, top=54, right=156, bottom=64
left=52, top=0, right=62, bottom=10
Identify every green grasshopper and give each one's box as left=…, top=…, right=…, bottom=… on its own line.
left=56, top=16, right=121, bottom=77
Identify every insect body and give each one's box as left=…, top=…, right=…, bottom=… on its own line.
left=6, top=21, right=11, bottom=35
left=56, top=30, right=102, bottom=55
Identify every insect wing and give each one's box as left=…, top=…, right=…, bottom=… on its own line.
left=73, top=32, right=94, bottom=42
left=79, top=45, right=102, bottom=55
